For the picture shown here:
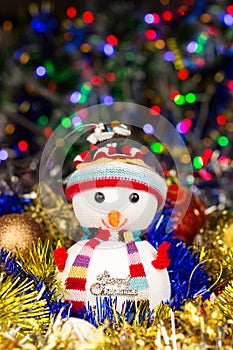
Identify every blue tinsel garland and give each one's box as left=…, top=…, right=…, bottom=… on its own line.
left=0, top=193, right=32, bottom=216
left=73, top=207, right=213, bottom=325
left=74, top=297, right=154, bottom=327
left=0, top=205, right=212, bottom=327
left=0, top=247, right=69, bottom=319
left=145, top=206, right=212, bottom=310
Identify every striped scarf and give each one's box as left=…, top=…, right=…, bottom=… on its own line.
left=65, top=229, right=149, bottom=312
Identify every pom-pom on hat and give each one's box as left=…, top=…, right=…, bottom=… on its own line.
left=66, top=124, right=167, bottom=211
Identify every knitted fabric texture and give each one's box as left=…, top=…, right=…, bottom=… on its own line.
left=65, top=228, right=110, bottom=312
left=123, top=231, right=149, bottom=300
left=65, top=229, right=149, bottom=312
left=66, top=143, right=167, bottom=211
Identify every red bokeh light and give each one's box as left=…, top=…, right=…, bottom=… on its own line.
left=201, top=155, right=208, bottom=165
left=44, top=127, right=53, bottom=138
left=216, top=115, right=227, bottom=125
left=226, top=5, right=233, bottom=15
left=106, top=72, right=116, bottom=82
left=18, top=140, right=28, bottom=152
left=83, top=11, right=94, bottom=24
left=162, top=10, right=173, bottom=21
left=218, top=156, right=230, bottom=166
left=145, top=29, right=157, bottom=40
left=91, top=75, right=101, bottom=85
left=204, top=148, right=213, bottom=159
left=183, top=118, right=192, bottom=128
left=153, top=13, right=160, bottom=24
left=198, top=169, right=212, bottom=181
left=227, top=80, right=233, bottom=90
left=177, top=5, right=188, bottom=16
left=177, top=69, right=189, bottom=80
left=170, top=91, right=180, bottom=100
left=66, top=6, right=77, bottom=19
left=150, top=105, right=161, bottom=115
left=207, top=26, right=217, bottom=35
left=106, top=35, right=118, bottom=46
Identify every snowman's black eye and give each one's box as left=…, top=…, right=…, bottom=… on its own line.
left=129, top=193, right=139, bottom=203
left=95, top=192, right=105, bottom=203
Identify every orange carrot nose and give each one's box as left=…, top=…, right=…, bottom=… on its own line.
left=108, top=211, right=121, bottom=227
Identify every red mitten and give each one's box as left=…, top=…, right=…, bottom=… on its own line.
left=151, top=241, right=171, bottom=270
left=54, top=246, right=68, bottom=272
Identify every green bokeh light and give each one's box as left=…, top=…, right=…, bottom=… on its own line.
left=218, top=136, right=229, bottom=147
left=186, top=93, right=196, bottom=103
left=197, top=33, right=208, bottom=44
left=81, top=83, right=91, bottom=94
left=61, top=117, right=72, bottom=128
left=193, top=156, right=203, bottom=169
left=78, top=94, right=87, bottom=103
left=151, top=142, right=163, bottom=153
left=44, top=60, right=55, bottom=76
left=195, top=44, right=204, bottom=53
left=38, top=115, right=48, bottom=126
left=174, top=94, right=185, bottom=105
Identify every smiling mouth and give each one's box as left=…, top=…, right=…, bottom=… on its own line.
left=101, top=218, right=128, bottom=230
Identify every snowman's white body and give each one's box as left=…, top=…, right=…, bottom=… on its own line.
left=62, top=167, right=171, bottom=311
left=57, top=239, right=171, bottom=310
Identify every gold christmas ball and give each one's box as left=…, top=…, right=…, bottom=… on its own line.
left=0, top=213, right=44, bottom=253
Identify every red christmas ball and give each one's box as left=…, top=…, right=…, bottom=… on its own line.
left=166, top=184, right=207, bottom=244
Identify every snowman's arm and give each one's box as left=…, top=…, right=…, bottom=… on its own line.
left=54, top=245, right=68, bottom=272
left=151, top=241, right=170, bottom=270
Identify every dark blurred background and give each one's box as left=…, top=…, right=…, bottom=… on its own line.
left=0, top=0, right=232, bottom=209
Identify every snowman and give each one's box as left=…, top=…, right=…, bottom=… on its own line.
left=54, top=124, right=171, bottom=312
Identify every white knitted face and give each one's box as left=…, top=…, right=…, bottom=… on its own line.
left=72, top=187, right=158, bottom=232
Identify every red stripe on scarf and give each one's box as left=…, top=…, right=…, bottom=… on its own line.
left=65, top=277, right=86, bottom=290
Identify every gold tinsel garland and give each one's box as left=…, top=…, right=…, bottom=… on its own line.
left=80, top=300, right=233, bottom=350
left=216, top=280, right=233, bottom=319
left=0, top=315, right=80, bottom=350
left=25, top=183, right=78, bottom=249
left=16, top=239, right=57, bottom=289
left=199, top=210, right=233, bottom=252
left=0, top=210, right=232, bottom=349
left=195, top=210, right=233, bottom=319
left=1, top=300, right=233, bottom=350
left=0, top=273, right=52, bottom=335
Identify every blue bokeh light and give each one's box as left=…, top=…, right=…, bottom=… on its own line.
left=144, top=13, right=154, bottom=24
left=143, top=123, right=155, bottom=135
left=186, top=41, right=198, bottom=53
left=0, top=149, right=8, bottom=161
left=72, top=115, right=82, bottom=126
left=100, top=95, right=114, bottom=105
left=103, top=44, right=114, bottom=56
left=35, top=66, right=47, bottom=77
left=164, top=51, right=175, bottom=62
left=223, top=14, right=233, bottom=26
left=70, top=91, right=81, bottom=103
left=31, top=18, right=47, bottom=33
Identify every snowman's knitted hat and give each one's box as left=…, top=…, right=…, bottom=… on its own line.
left=66, top=140, right=167, bottom=211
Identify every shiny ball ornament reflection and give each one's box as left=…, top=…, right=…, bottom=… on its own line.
left=0, top=213, right=44, bottom=252
left=167, top=184, right=207, bottom=244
